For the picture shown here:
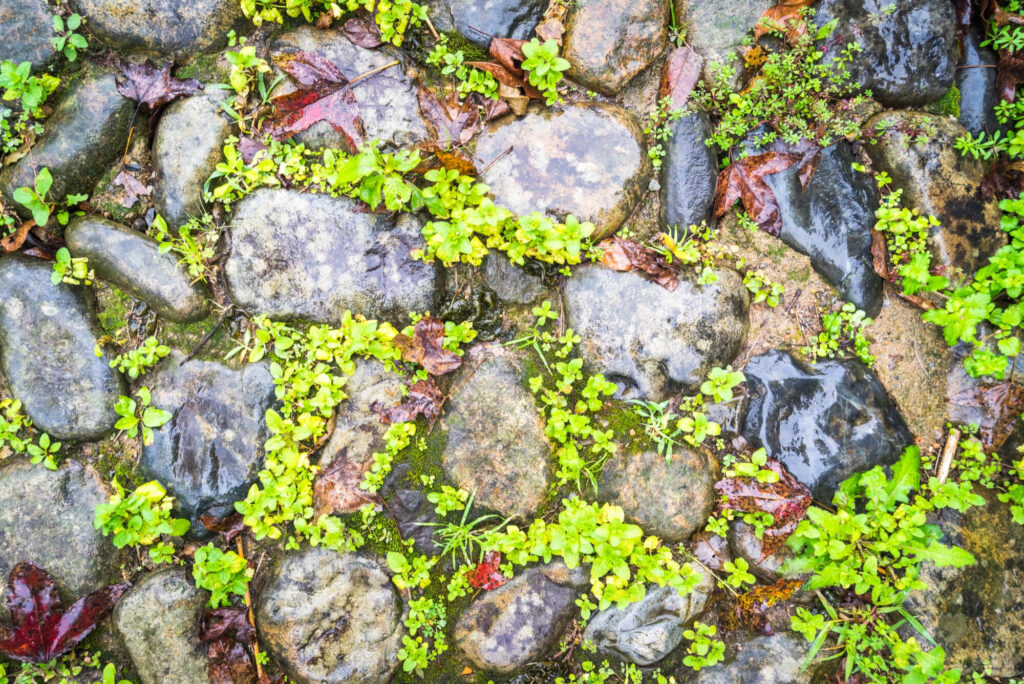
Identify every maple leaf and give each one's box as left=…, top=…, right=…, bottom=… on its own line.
left=393, top=316, right=463, bottom=376
left=0, top=562, right=128, bottom=663
left=416, top=86, right=481, bottom=146
left=949, top=382, right=1024, bottom=451
left=343, top=11, right=383, bottom=48
left=373, top=378, right=444, bottom=425
left=468, top=551, right=507, bottom=590
left=264, top=50, right=366, bottom=150
left=115, top=61, right=203, bottom=109
left=313, top=450, right=379, bottom=516
left=597, top=236, right=679, bottom=291
left=660, top=46, right=704, bottom=110
left=112, top=169, right=150, bottom=208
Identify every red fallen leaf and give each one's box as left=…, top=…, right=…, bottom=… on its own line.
left=0, top=562, right=128, bottom=663
left=660, top=46, right=704, bottom=111
left=752, top=0, right=815, bottom=42
left=997, top=47, right=1024, bottom=102
left=713, top=139, right=822, bottom=237
left=112, top=169, right=150, bottom=208
left=468, top=551, right=506, bottom=590
left=115, top=61, right=203, bottom=109
left=728, top=578, right=804, bottom=635
left=199, top=512, right=247, bottom=544
left=374, top=378, right=445, bottom=424
left=597, top=236, right=679, bottom=292
left=416, top=86, right=481, bottom=146
left=488, top=38, right=527, bottom=77
left=313, top=451, right=379, bottom=516
left=465, top=61, right=523, bottom=89
left=393, top=316, right=463, bottom=376
left=1, top=219, right=34, bottom=253
left=343, top=11, right=383, bottom=48
left=264, top=50, right=365, bottom=150
left=208, top=637, right=256, bottom=684
left=949, top=382, right=1024, bottom=452
left=200, top=606, right=255, bottom=644
left=714, top=458, right=811, bottom=558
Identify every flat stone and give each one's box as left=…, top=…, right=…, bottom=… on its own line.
left=113, top=568, right=210, bottom=684
left=563, top=265, right=749, bottom=400
left=661, top=111, right=718, bottom=230
left=257, top=548, right=404, bottom=684
left=442, top=345, right=550, bottom=519
left=65, top=217, right=209, bottom=323
left=1, top=69, right=133, bottom=214
left=0, top=254, right=124, bottom=440
left=0, top=0, right=55, bottom=69
left=483, top=253, right=547, bottom=304
left=728, top=520, right=793, bottom=581
left=691, top=633, right=815, bottom=683
left=0, top=460, right=120, bottom=623
left=563, top=0, right=667, bottom=95
left=675, top=0, right=773, bottom=77
left=141, top=351, right=276, bottom=535
left=475, top=103, right=651, bottom=240
left=958, top=27, right=1001, bottom=136
left=153, top=93, right=232, bottom=228
left=225, top=189, right=440, bottom=325
left=426, top=0, right=547, bottom=48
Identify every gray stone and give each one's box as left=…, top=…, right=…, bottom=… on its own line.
left=584, top=572, right=715, bottom=666
left=483, top=252, right=546, bottom=304
left=0, top=0, right=56, bottom=69
left=1, top=69, right=133, bottom=214
left=0, top=460, right=120, bottom=623
left=65, top=217, right=209, bottom=323
left=442, top=344, right=550, bottom=519
left=141, top=351, right=276, bottom=535
left=661, top=111, right=717, bottom=230
left=153, top=94, right=232, bottom=228
left=728, top=520, right=793, bottom=581
left=113, top=568, right=210, bottom=684
left=563, top=265, right=749, bottom=401
left=225, top=189, right=441, bottom=325
left=675, top=0, right=773, bottom=77
left=68, top=0, right=244, bottom=59
left=272, top=27, right=429, bottom=150
left=475, top=103, right=651, bottom=240
left=599, top=447, right=718, bottom=543
left=690, top=633, right=815, bottom=683
left=455, top=562, right=585, bottom=674
left=427, top=0, right=547, bottom=48
left=257, top=548, right=404, bottom=684
left=958, top=28, right=1001, bottom=136
left=814, top=0, right=957, bottom=107
left=0, top=254, right=124, bottom=440
left=563, top=0, right=667, bottom=95
left=741, top=350, right=913, bottom=501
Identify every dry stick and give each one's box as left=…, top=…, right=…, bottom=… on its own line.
left=937, top=428, right=961, bottom=484
left=423, top=13, right=440, bottom=41
left=480, top=146, right=513, bottom=175
left=179, top=309, right=231, bottom=366
left=347, top=60, right=400, bottom=88
left=235, top=537, right=264, bottom=680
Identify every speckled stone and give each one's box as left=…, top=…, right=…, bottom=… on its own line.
left=475, top=103, right=651, bottom=240
left=65, top=217, right=209, bottom=323
left=426, top=0, right=547, bottom=48
left=691, top=633, right=815, bottom=683
left=675, top=0, right=773, bottom=75
left=0, top=0, right=55, bottom=69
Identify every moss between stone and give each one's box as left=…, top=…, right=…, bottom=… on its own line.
left=95, top=282, right=134, bottom=336
left=925, top=84, right=962, bottom=119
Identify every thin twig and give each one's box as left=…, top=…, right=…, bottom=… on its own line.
left=235, top=537, right=264, bottom=680
left=480, top=146, right=513, bottom=175
left=937, top=428, right=961, bottom=484
left=423, top=13, right=440, bottom=41
left=348, top=60, right=399, bottom=88
left=179, top=309, right=230, bottom=366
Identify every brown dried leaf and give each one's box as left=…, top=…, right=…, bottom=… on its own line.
left=416, top=87, right=481, bottom=145
left=238, top=135, right=269, bottom=165
left=1, top=220, right=33, bottom=253
left=465, top=61, right=524, bottom=89
left=660, top=46, right=704, bottom=110
left=729, top=578, right=804, bottom=635
left=535, top=18, right=565, bottom=45
left=392, top=316, right=463, bottom=376
left=208, top=637, right=256, bottom=684
left=313, top=451, right=377, bottom=516
left=752, top=0, right=815, bottom=42
left=597, top=236, right=679, bottom=291
left=688, top=531, right=730, bottom=571
left=198, top=512, right=246, bottom=544
left=413, top=142, right=478, bottom=176
left=374, top=379, right=445, bottom=424
left=115, top=61, right=203, bottom=109
left=200, top=606, right=254, bottom=644
left=949, top=382, right=1024, bottom=451
left=498, top=83, right=529, bottom=116
left=870, top=229, right=889, bottom=280
left=488, top=38, right=526, bottom=76
left=480, top=96, right=511, bottom=122
left=112, top=169, right=150, bottom=208
left=343, top=11, right=383, bottom=48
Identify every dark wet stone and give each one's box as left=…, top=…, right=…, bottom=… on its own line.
left=0, top=254, right=124, bottom=440
left=455, top=562, right=587, bottom=674
left=257, top=548, right=404, bottom=684
left=483, top=253, right=546, bottom=304
left=225, top=189, right=441, bottom=325
left=814, top=0, right=957, bottom=107
left=563, top=0, right=667, bottom=95
left=427, top=0, right=547, bottom=48
left=675, top=0, right=773, bottom=76
left=442, top=345, right=550, bottom=519
left=584, top=573, right=715, bottom=666
left=1, top=69, right=133, bottom=214
left=272, top=27, right=428, bottom=150
left=153, top=93, right=232, bottom=228
left=0, top=460, right=120, bottom=623
left=563, top=265, right=749, bottom=401
left=661, top=111, right=718, bottom=230
left=761, top=139, right=882, bottom=316
left=475, top=103, right=651, bottom=240
left=690, top=633, right=815, bottom=683
left=958, top=28, right=1001, bottom=136
left=905, top=489, right=1024, bottom=677
left=113, top=568, right=210, bottom=684
left=598, top=447, right=718, bottom=543
left=865, top=111, right=1004, bottom=277
left=68, top=0, right=244, bottom=59
left=141, top=350, right=276, bottom=534
left=728, top=520, right=793, bottom=581
left=741, top=350, right=913, bottom=500
left=0, top=0, right=55, bottom=69
left=387, top=489, right=440, bottom=557
left=65, top=217, right=209, bottom=323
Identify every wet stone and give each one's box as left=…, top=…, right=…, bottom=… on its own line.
left=675, top=0, right=773, bottom=76
left=0, top=0, right=56, bottom=69
left=0, top=460, right=120, bottom=623
left=598, top=446, right=718, bottom=543
left=563, top=0, right=667, bottom=95
left=141, top=350, right=276, bottom=535
left=475, top=103, right=651, bottom=240
left=386, top=488, right=440, bottom=557
left=728, top=520, right=793, bottom=581
left=958, top=27, right=1001, bottom=136
left=0, top=254, right=124, bottom=441
left=813, top=0, right=957, bottom=107
left=65, top=217, right=209, bottom=323
left=224, top=189, right=441, bottom=325
left=257, top=548, right=404, bottom=684
left=153, top=93, right=232, bottom=228
left=1, top=69, right=133, bottom=213
left=68, top=0, right=244, bottom=59
left=690, top=633, right=815, bottom=683
left=442, top=345, right=551, bottom=519
left=661, top=111, right=718, bottom=230
left=113, top=568, right=210, bottom=684
left=563, top=265, right=749, bottom=401
left=427, top=0, right=547, bottom=48
left=741, top=350, right=913, bottom=501
left=272, top=27, right=429, bottom=150
left=483, top=253, right=547, bottom=304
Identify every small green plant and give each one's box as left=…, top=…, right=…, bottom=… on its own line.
left=113, top=387, right=172, bottom=447
left=0, top=61, right=60, bottom=115
left=681, top=622, right=725, bottom=671
left=425, top=483, right=468, bottom=517
left=419, top=490, right=509, bottom=565
left=50, top=247, right=93, bottom=286
left=240, top=0, right=426, bottom=46
left=150, top=214, right=219, bottom=282
left=12, top=167, right=53, bottom=226
left=51, top=14, right=89, bottom=61
left=108, top=337, right=170, bottom=379
left=721, top=557, right=756, bottom=590
left=644, top=96, right=686, bottom=170
left=426, top=35, right=499, bottom=101
left=93, top=479, right=190, bottom=564
left=386, top=545, right=438, bottom=591
left=0, top=398, right=63, bottom=470
left=192, top=544, right=252, bottom=608
left=700, top=365, right=744, bottom=403
left=520, top=38, right=570, bottom=106
left=397, top=595, right=449, bottom=675
left=801, top=302, right=875, bottom=366
left=26, top=432, right=60, bottom=470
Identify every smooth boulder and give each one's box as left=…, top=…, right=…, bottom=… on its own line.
left=0, top=0, right=55, bottom=69
left=427, top=0, right=547, bottom=48
left=661, top=111, right=718, bottom=230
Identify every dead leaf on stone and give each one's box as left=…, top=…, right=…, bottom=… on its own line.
left=535, top=18, right=565, bottom=45
left=416, top=87, right=481, bottom=145
left=414, top=142, right=478, bottom=176
left=115, top=61, right=203, bottom=109
left=0, top=219, right=33, bottom=253
left=688, top=531, right=729, bottom=571
left=465, top=61, right=523, bottom=89
left=660, top=46, right=704, bottom=110
left=112, top=169, right=150, bottom=208
left=597, top=236, right=679, bottom=291
left=488, top=38, right=527, bottom=77
left=313, top=450, right=378, bottom=516
left=498, top=82, right=529, bottom=116
left=480, top=96, right=511, bottom=122
left=238, top=135, right=269, bottom=165
left=198, top=512, right=246, bottom=544
left=727, top=578, right=804, bottom=635
left=752, top=0, right=815, bottom=42
left=374, top=378, right=444, bottom=424
left=393, top=315, right=463, bottom=376
left=201, top=608, right=257, bottom=684
left=950, top=382, right=1024, bottom=451
left=343, top=11, right=383, bottom=48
